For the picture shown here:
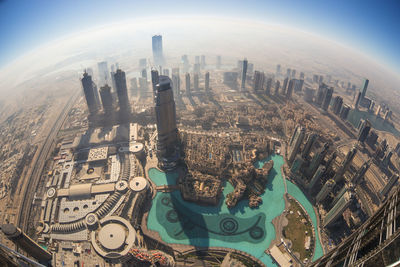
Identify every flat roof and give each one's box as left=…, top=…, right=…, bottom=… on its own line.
left=87, top=147, right=108, bottom=162
left=269, top=245, right=293, bottom=267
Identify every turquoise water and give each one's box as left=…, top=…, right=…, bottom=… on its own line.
left=147, top=155, right=323, bottom=266
left=286, top=181, right=324, bottom=261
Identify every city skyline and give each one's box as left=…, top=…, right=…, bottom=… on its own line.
left=0, top=0, right=399, bottom=75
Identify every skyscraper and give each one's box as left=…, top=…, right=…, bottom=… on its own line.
left=308, top=143, right=329, bottom=178
left=308, top=165, right=326, bottom=190
left=276, top=64, right=281, bottom=76
left=333, top=146, right=357, bottom=182
left=361, top=78, right=369, bottom=99
left=274, top=80, right=280, bottom=95
left=185, top=73, right=191, bottom=95
left=155, top=76, right=180, bottom=170
left=205, top=72, right=210, bottom=91
left=200, top=55, right=206, bottom=69
left=316, top=179, right=336, bottom=203
left=288, top=126, right=306, bottom=163
left=316, top=83, right=327, bottom=106
left=253, top=71, right=265, bottom=91
left=282, top=77, right=288, bottom=94
left=332, top=96, right=344, bottom=115
left=114, top=69, right=130, bottom=112
left=340, top=104, right=351, bottom=120
left=302, top=133, right=318, bottom=159
left=322, top=87, right=334, bottom=111
left=354, top=91, right=362, bottom=109
left=216, top=55, right=222, bottom=69
left=352, top=160, right=370, bottom=184
left=286, top=79, right=294, bottom=98
left=171, top=74, right=180, bottom=97
left=97, top=61, right=110, bottom=86
left=323, top=191, right=354, bottom=227
left=193, top=73, right=199, bottom=91
left=265, top=77, right=272, bottom=95
left=81, top=72, right=100, bottom=115
left=380, top=174, right=399, bottom=198
left=358, top=119, right=371, bottom=142
left=152, top=35, right=164, bottom=66
left=99, top=84, right=114, bottom=114
left=241, top=59, right=248, bottom=90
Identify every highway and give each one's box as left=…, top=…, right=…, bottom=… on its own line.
left=17, top=90, right=80, bottom=232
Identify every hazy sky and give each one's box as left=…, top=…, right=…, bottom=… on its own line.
left=0, top=0, right=399, bottom=73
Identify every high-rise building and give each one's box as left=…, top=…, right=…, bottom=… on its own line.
left=200, top=55, right=206, bottom=69
left=316, top=83, right=327, bottom=106
left=353, top=160, right=370, bottom=184
left=185, top=73, right=191, bottom=95
left=139, top=58, right=147, bottom=68
left=182, top=55, right=189, bottom=73
left=354, top=91, right=362, bottom=109
left=286, top=68, right=291, bottom=78
left=288, top=126, right=306, bottom=163
left=302, top=133, right=318, bottom=159
left=114, top=69, right=130, bottom=112
left=274, top=80, right=280, bottom=95
left=241, top=59, right=248, bottom=90
left=141, top=68, right=148, bottom=80
left=193, top=73, right=199, bottom=91
left=380, top=174, right=399, bottom=198
left=382, top=150, right=393, bottom=168
left=193, top=63, right=201, bottom=74
left=300, top=72, right=305, bottom=80
left=332, top=96, right=344, bottom=115
left=152, top=35, right=164, bottom=66
left=340, top=104, right=351, bottom=120
left=331, top=182, right=354, bottom=208
left=154, top=76, right=180, bottom=170
left=308, top=143, right=329, bottom=178
left=293, top=79, right=304, bottom=92
left=361, top=78, right=369, bottom=99
left=276, top=64, right=281, bottom=76
left=81, top=72, right=100, bottom=115
left=99, top=84, right=114, bottom=114
left=316, top=179, right=336, bottom=203
left=291, top=69, right=296, bottom=78
left=171, top=74, right=180, bottom=97
left=1, top=224, right=52, bottom=264
left=286, top=79, right=294, bottom=98
left=265, top=77, right=272, bottom=95
left=97, top=61, right=110, bottom=86
left=195, top=56, right=200, bottom=64
left=205, top=72, right=210, bottom=91
left=163, top=68, right=170, bottom=77
left=304, top=87, right=315, bottom=102
left=282, top=77, right=288, bottom=94
left=322, top=87, right=334, bottom=111
left=130, top=78, right=139, bottom=97
left=358, top=119, right=371, bottom=143
left=151, top=70, right=159, bottom=93
left=308, top=165, right=326, bottom=190
left=216, top=55, right=221, bottom=69
left=253, top=71, right=265, bottom=91
left=323, top=191, right=353, bottom=227
left=333, top=146, right=357, bottom=182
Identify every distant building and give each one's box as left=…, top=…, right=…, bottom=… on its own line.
left=286, top=79, right=294, bottom=98
left=241, top=59, right=248, bottom=90
left=205, top=72, right=210, bottom=91
left=139, top=58, right=147, bottom=68
left=193, top=73, right=199, bottom=91
left=81, top=72, right=100, bottom=115
left=253, top=71, right=265, bottom=91
left=358, top=119, right=371, bottom=143
left=308, top=143, right=329, bottom=178
left=291, top=69, right=296, bottom=78
left=171, top=74, right=180, bottom=97
left=282, top=77, right=288, bottom=94
left=332, top=96, right=343, bottom=115
left=316, top=83, right=328, bottom=106
left=114, top=69, right=130, bottom=112
left=200, top=55, right=206, bottom=69
left=265, top=77, right=272, bottom=95
left=354, top=91, right=362, bottom=110
left=99, top=85, right=113, bottom=114
left=216, top=55, right=221, bottom=69
left=185, top=73, right=191, bottom=95
left=322, top=87, right=334, bottom=111
left=302, top=133, right=318, bottom=159
left=340, top=104, right=351, bottom=120
left=276, top=64, right=281, bottom=76
left=286, top=68, right=291, bottom=78
left=152, top=35, right=164, bottom=66
left=274, top=80, right=280, bottom=95
left=304, top=87, right=315, bottom=103
left=361, top=78, right=369, bottom=99
left=97, top=61, right=110, bottom=86
left=333, top=146, right=357, bottom=182
left=288, top=125, right=306, bottom=163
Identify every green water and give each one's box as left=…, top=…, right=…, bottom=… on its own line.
left=347, top=109, right=399, bottom=137
left=147, top=155, right=323, bottom=266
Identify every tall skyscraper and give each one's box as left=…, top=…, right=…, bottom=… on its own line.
left=286, top=68, right=291, bottom=78
left=333, top=146, right=357, bottom=182
left=99, top=84, right=114, bottom=114
left=308, top=165, right=326, bottom=190
left=152, top=35, right=164, bottom=66
left=361, top=78, right=369, bottom=99
left=276, top=64, right=281, bottom=76
left=265, top=77, right=272, bottom=95
left=323, top=191, right=354, bottom=227
left=322, top=87, right=334, bottom=111
left=288, top=126, right=306, bottom=163
left=354, top=91, right=362, bottom=110
left=139, top=58, right=147, bottom=68
left=171, top=74, right=180, bottom=97
left=340, top=104, right=351, bottom=120
left=274, top=80, right=280, bottom=95
left=352, top=160, right=370, bottom=184
left=291, top=69, right=296, bottom=78
left=97, top=61, right=110, bottom=86
left=241, top=59, right=248, bottom=90
left=316, top=179, right=336, bottom=203
left=205, top=72, right=210, bottom=91
left=114, top=69, right=130, bottom=112
left=300, top=72, right=305, bottom=80
left=302, top=133, right=318, bottom=159
left=282, top=77, right=288, bottom=94
left=182, top=55, right=189, bottom=73
left=380, top=174, right=399, bottom=198
left=185, top=73, right=191, bottom=95
left=81, top=72, right=100, bottom=115
left=155, top=76, right=180, bottom=170
left=193, top=73, right=199, bottom=91
left=308, top=143, right=329, bottom=178
left=332, top=96, right=344, bottom=115
left=200, top=55, right=206, bottom=69
left=286, top=79, right=294, bottom=98
left=358, top=119, right=371, bottom=142
left=253, top=71, right=265, bottom=91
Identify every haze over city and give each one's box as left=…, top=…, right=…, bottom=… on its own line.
left=0, top=1, right=399, bottom=267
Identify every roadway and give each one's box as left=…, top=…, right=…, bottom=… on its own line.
left=17, top=90, right=80, bottom=232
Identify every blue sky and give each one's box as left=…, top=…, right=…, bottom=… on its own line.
left=0, top=0, right=399, bottom=73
